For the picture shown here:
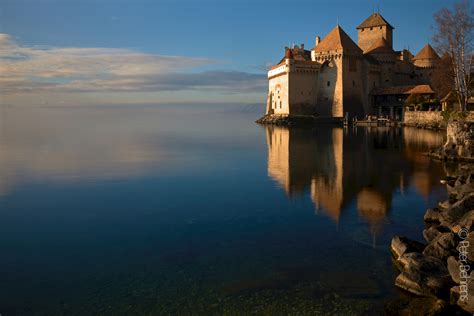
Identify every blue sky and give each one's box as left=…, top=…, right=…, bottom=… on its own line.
left=0, top=0, right=457, bottom=106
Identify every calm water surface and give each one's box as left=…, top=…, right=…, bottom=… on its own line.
left=0, top=104, right=449, bottom=315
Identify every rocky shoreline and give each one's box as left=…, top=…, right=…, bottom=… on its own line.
left=255, top=114, right=343, bottom=126
left=387, top=121, right=474, bottom=315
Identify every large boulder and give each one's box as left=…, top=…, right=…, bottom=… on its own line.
left=456, top=231, right=474, bottom=262
left=423, top=226, right=449, bottom=243
left=451, top=182, right=474, bottom=200
left=447, top=256, right=463, bottom=284
left=395, top=253, right=453, bottom=297
left=391, top=235, right=425, bottom=260
left=423, top=232, right=456, bottom=260
left=438, top=193, right=474, bottom=228
left=452, top=273, right=474, bottom=313
left=451, top=210, right=474, bottom=234
left=425, top=208, right=443, bottom=223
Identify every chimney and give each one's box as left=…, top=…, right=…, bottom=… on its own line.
left=315, top=36, right=321, bottom=47
left=301, top=43, right=304, bottom=50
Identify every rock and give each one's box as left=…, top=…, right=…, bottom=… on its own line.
left=423, top=226, right=443, bottom=243
left=451, top=182, right=474, bottom=200
left=425, top=208, right=443, bottom=223
left=448, top=256, right=462, bottom=284
left=450, top=285, right=461, bottom=304
left=451, top=210, right=474, bottom=234
left=457, top=232, right=474, bottom=262
left=384, top=296, right=448, bottom=316
left=456, top=273, right=474, bottom=313
left=395, top=252, right=453, bottom=298
left=391, top=235, right=425, bottom=260
left=438, top=199, right=451, bottom=210
left=423, top=232, right=456, bottom=260
left=439, top=193, right=474, bottom=227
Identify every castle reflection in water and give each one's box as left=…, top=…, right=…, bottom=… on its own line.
left=265, top=126, right=447, bottom=241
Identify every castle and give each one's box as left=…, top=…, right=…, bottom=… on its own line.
left=266, top=12, right=440, bottom=120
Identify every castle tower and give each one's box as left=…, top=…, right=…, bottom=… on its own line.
left=413, top=44, right=440, bottom=68
left=356, top=13, right=394, bottom=53
left=312, top=25, right=365, bottom=118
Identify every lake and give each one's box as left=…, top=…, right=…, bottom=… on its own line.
left=0, top=104, right=449, bottom=315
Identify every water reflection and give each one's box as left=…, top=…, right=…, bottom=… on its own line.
left=0, top=105, right=258, bottom=196
left=265, top=125, right=446, bottom=241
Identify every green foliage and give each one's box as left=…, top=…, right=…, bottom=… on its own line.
left=441, top=110, right=468, bottom=122
left=404, top=93, right=426, bottom=106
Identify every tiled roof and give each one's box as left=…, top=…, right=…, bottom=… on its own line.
left=314, top=25, right=362, bottom=54
left=372, top=85, right=435, bottom=95
left=357, top=13, right=394, bottom=29
left=278, top=47, right=312, bottom=64
left=413, top=44, right=440, bottom=61
left=365, top=37, right=394, bottom=54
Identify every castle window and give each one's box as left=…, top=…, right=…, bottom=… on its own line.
left=370, top=27, right=373, bottom=31
left=380, top=26, right=382, bottom=29
left=280, top=101, right=282, bottom=108
left=327, top=81, right=331, bottom=87
left=352, top=81, right=355, bottom=87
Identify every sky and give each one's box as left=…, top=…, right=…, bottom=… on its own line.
left=0, top=0, right=458, bottom=106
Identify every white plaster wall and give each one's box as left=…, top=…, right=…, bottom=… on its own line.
left=268, top=74, right=290, bottom=115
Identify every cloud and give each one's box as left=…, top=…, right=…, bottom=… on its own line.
left=0, top=33, right=266, bottom=97
left=58, top=71, right=267, bottom=93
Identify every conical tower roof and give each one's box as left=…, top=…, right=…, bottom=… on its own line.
left=314, top=25, right=362, bottom=54
left=357, top=13, right=394, bottom=30
left=365, top=37, right=394, bottom=54
left=413, top=44, right=440, bottom=60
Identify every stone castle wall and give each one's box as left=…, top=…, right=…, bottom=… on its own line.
left=357, top=26, right=392, bottom=53
left=403, top=111, right=444, bottom=127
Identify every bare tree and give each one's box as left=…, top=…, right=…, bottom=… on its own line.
left=433, top=0, right=473, bottom=111
left=431, top=53, right=455, bottom=99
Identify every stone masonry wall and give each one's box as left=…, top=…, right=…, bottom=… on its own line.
left=403, top=111, right=444, bottom=128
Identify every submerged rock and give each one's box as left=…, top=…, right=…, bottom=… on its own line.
left=395, top=253, right=453, bottom=298
left=384, top=296, right=448, bottom=316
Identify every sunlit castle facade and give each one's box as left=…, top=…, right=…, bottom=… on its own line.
left=266, top=13, right=440, bottom=120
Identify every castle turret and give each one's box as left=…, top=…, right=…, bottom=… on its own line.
left=356, top=13, right=394, bottom=53
left=413, top=44, right=440, bottom=68
left=285, top=47, right=294, bottom=60
left=312, top=25, right=365, bottom=118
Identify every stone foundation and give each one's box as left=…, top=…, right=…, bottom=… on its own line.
left=403, top=111, right=446, bottom=130
left=429, top=121, right=474, bottom=162
left=255, top=114, right=343, bottom=126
